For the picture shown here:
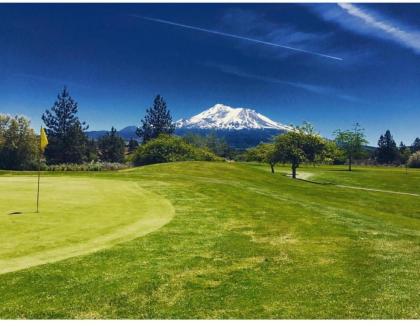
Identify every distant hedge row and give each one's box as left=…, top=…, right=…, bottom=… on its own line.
left=42, top=162, right=130, bottom=171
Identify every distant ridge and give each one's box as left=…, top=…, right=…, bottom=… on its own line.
left=86, top=126, right=138, bottom=141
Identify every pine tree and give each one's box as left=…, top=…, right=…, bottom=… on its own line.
left=42, top=87, right=89, bottom=164
left=128, top=138, right=139, bottom=154
left=376, top=130, right=399, bottom=164
left=399, top=142, right=411, bottom=165
left=136, top=95, right=175, bottom=144
left=98, top=127, right=125, bottom=163
left=412, top=137, right=420, bottom=153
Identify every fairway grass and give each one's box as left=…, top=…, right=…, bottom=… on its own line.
left=0, top=176, right=174, bottom=274
left=0, top=162, right=419, bottom=318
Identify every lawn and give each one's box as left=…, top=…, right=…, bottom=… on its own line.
left=0, top=176, right=174, bottom=274
left=0, top=162, right=419, bottom=318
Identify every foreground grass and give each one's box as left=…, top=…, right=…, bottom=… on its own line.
left=0, top=176, right=174, bottom=274
left=0, top=162, right=419, bottom=318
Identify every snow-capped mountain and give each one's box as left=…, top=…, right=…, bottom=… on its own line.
left=86, top=104, right=292, bottom=149
left=176, top=104, right=292, bottom=131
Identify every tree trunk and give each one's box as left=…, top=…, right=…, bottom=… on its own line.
left=348, top=155, right=352, bottom=171
left=292, top=165, right=297, bottom=179
left=270, top=163, right=275, bottom=174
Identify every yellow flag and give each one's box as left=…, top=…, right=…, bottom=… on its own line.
left=40, top=127, right=48, bottom=152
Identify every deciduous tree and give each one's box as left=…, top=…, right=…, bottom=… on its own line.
left=334, top=123, right=367, bottom=171
left=274, top=123, right=325, bottom=178
left=0, top=115, right=37, bottom=170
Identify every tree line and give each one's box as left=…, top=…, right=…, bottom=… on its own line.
left=1, top=86, right=420, bottom=171
left=245, top=123, right=420, bottom=178
left=1, top=88, right=195, bottom=169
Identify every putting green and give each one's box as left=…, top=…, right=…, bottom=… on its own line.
left=0, top=176, right=175, bottom=274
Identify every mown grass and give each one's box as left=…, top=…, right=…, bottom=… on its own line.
left=0, top=176, right=174, bottom=274
left=0, top=162, right=419, bottom=319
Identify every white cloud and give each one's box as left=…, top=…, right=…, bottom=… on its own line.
left=316, top=3, right=420, bottom=54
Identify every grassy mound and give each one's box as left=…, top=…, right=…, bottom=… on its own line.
left=0, top=162, right=419, bottom=318
left=0, top=176, right=174, bottom=274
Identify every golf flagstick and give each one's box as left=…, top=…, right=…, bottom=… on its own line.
left=37, top=126, right=48, bottom=213
left=36, top=150, right=41, bottom=213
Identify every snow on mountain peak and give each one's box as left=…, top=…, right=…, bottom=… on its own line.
left=176, top=104, right=292, bottom=131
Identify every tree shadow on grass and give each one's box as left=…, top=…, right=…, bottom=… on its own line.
left=281, top=172, right=335, bottom=186
left=322, top=168, right=364, bottom=172
left=295, top=178, right=335, bottom=186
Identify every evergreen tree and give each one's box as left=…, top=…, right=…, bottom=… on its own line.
left=136, top=95, right=174, bottom=143
left=86, top=138, right=99, bottom=162
left=399, top=142, right=411, bottom=166
left=376, top=130, right=399, bottom=164
left=42, top=87, right=89, bottom=164
left=128, top=138, right=139, bottom=154
left=98, top=127, right=125, bottom=163
left=412, top=137, right=420, bottom=153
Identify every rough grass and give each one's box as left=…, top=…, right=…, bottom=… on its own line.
left=0, top=162, right=419, bottom=319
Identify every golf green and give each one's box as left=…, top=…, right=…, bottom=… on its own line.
left=0, top=176, right=175, bottom=274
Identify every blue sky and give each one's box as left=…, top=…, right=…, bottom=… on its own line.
left=0, top=3, right=419, bottom=145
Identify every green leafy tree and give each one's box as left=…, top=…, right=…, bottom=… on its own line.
left=334, top=123, right=368, bottom=171
left=376, top=130, right=399, bottom=164
left=0, top=115, right=38, bottom=170
left=274, top=123, right=325, bottom=178
left=42, top=87, right=89, bottom=164
left=245, top=143, right=278, bottom=173
left=136, top=95, right=174, bottom=144
left=98, top=127, right=126, bottom=163
left=321, top=140, right=345, bottom=165
left=132, top=135, right=220, bottom=166
left=412, top=137, right=420, bottom=153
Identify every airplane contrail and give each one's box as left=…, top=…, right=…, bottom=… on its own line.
left=132, top=15, right=343, bottom=61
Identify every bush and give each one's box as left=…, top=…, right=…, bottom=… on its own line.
left=42, top=162, right=130, bottom=171
left=408, top=151, right=420, bottom=168
left=132, top=135, right=221, bottom=166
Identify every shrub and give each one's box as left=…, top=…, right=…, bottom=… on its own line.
left=408, top=151, right=420, bottom=168
left=132, top=135, right=221, bottom=166
left=42, top=162, right=130, bottom=171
